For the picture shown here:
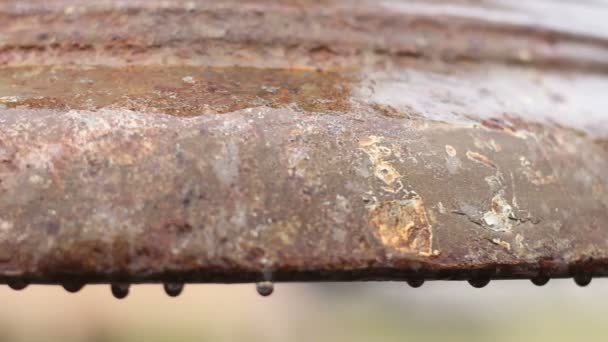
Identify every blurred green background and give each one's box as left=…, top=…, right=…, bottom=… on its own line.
left=0, top=280, right=605, bottom=342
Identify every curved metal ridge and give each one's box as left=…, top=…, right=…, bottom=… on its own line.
left=0, top=0, right=607, bottom=286
left=1, top=0, right=608, bottom=71
left=1, top=102, right=606, bottom=283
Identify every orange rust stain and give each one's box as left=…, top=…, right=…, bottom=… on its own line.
left=0, top=65, right=353, bottom=116
left=368, top=197, right=433, bottom=256
left=466, top=150, right=497, bottom=169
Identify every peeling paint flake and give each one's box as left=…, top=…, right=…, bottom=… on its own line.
left=482, top=191, right=513, bottom=232
left=445, top=145, right=457, bottom=157
left=444, top=145, right=462, bottom=174
left=368, top=196, right=433, bottom=256
left=490, top=238, right=511, bottom=251
left=358, top=135, right=402, bottom=190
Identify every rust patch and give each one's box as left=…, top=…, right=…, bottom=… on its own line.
left=368, top=197, right=433, bottom=256
left=481, top=118, right=515, bottom=132
left=0, top=66, right=353, bottom=116
left=480, top=118, right=530, bottom=139
left=466, top=150, right=497, bottom=169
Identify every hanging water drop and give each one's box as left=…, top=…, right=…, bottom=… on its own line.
left=163, top=283, right=184, bottom=297
left=406, top=279, right=424, bottom=288
left=62, top=281, right=85, bottom=293
left=573, top=274, right=592, bottom=287
left=531, top=276, right=550, bottom=286
left=468, top=277, right=490, bottom=288
left=111, top=283, right=130, bottom=299
left=7, top=279, right=28, bottom=291
left=256, top=281, right=274, bottom=297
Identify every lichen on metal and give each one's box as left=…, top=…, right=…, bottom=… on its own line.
left=0, top=0, right=607, bottom=294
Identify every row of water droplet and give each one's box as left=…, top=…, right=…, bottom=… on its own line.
left=3, top=276, right=594, bottom=298
left=4, top=280, right=274, bottom=299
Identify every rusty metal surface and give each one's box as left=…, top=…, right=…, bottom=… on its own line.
left=0, top=0, right=608, bottom=293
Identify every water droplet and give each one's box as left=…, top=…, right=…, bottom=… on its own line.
left=574, top=274, right=592, bottom=287
left=256, top=281, right=274, bottom=297
left=7, top=279, right=28, bottom=291
left=62, top=282, right=85, bottom=293
left=531, top=276, right=549, bottom=286
left=468, top=278, right=490, bottom=288
left=111, top=283, right=130, bottom=299
left=163, top=283, right=184, bottom=297
left=406, top=279, right=424, bottom=288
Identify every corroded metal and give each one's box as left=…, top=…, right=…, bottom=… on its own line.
left=0, top=0, right=607, bottom=288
